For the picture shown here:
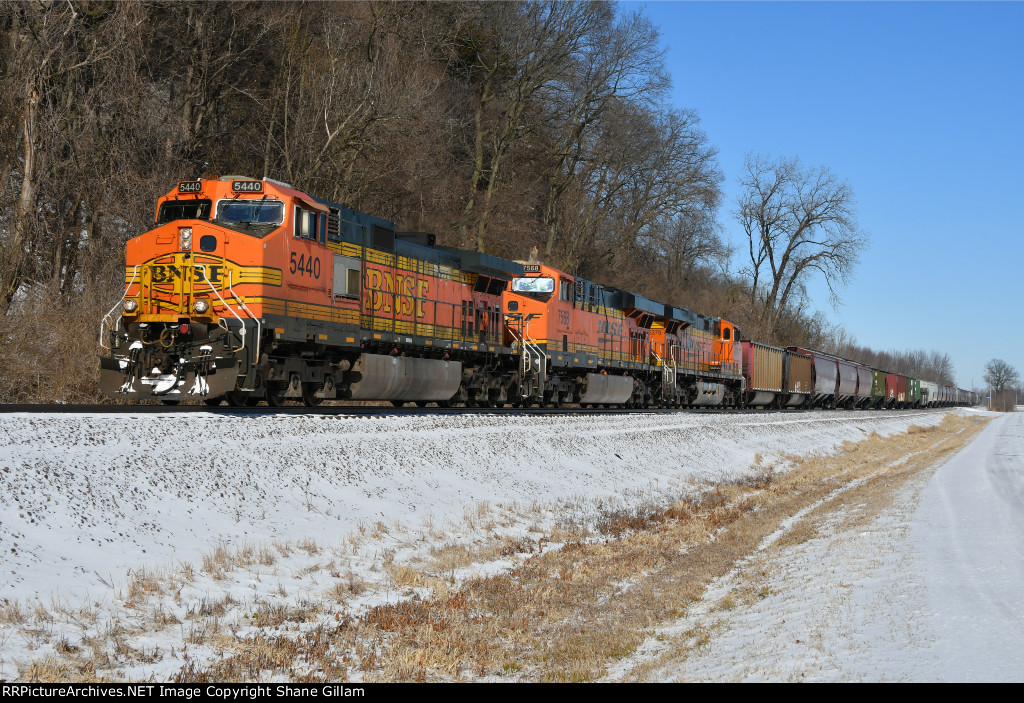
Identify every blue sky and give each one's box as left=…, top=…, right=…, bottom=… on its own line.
left=630, top=1, right=1023, bottom=389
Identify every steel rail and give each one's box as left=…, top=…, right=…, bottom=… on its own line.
left=0, top=403, right=954, bottom=419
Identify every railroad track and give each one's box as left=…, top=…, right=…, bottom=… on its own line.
left=0, top=403, right=954, bottom=418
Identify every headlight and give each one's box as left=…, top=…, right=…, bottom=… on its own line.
left=179, top=226, right=193, bottom=251
left=123, top=298, right=138, bottom=312
left=193, top=299, right=209, bottom=314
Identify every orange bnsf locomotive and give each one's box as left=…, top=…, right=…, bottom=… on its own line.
left=100, top=176, right=977, bottom=409
left=99, top=176, right=744, bottom=407
left=502, top=263, right=740, bottom=407
left=101, top=176, right=520, bottom=406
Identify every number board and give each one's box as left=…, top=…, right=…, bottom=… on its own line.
left=178, top=181, right=202, bottom=193
left=523, top=264, right=541, bottom=273
left=232, top=180, right=264, bottom=193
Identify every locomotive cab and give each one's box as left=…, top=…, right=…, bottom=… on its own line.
left=504, top=265, right=555, bottom=346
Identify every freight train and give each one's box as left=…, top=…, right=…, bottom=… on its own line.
left=99, top=176, right=980, bottom=409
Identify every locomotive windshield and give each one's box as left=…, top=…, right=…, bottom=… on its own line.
left=212, top=199, right=285, bottom=237
left=215, top=199, right=284, bottom=225
left=511, top=277, right=555, bottom=294
left=157, top=199, right=211, bottom=224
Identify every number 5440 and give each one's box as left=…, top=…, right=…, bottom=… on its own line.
left=289, top=252, right=321, bottom=279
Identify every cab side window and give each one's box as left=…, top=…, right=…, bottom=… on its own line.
left=294, top=208, right=318, bottom=240
left=559, top=280, right=572, bottom=302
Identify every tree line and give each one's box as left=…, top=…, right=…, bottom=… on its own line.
left=0, top=1, right=957, bottom=401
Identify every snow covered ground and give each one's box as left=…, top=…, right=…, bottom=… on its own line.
left=0, top=406, right=1017, bottom=681
left=612, top=408, right=1024, bottom=682
left=0, top=408, right=946, bottom=602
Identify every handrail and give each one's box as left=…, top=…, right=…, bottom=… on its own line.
left=227, top=269, right=262, bottom=365
left=505, top=313, right=546, bottom=400
left=99, top=265, right=139, bottom=350
left=651, top=347, right=667, bottom=396
left=521, top=317, right=546, bottom=394
left=195, top=264, right=247, bottom=355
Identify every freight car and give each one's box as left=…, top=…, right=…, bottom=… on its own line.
left=739, top=341, right=811, bottom=408
left=99, top=176, right=979, bottom=410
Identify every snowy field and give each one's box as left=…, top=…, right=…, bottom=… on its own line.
left=0, top=408, right=949, bottom=602
left=611, top=408, right=1024, bottom=682
left=0, top=406, right=1018, bottom=681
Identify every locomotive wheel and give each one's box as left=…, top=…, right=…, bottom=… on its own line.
left=265, top=382, right=288, bottom=407
left=390, top=400, right=405, bottom=407
left=161, top=399, right=180, bottom=406
left=302, top=387, right=323, bottom=407
left=225, top=391, right=251, bottom=407
left=203, top=397, right=223, bottom=406
left=415, top=401, right=428, bottom=408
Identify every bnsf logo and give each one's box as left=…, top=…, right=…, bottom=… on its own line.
left=149, top=264, right=224, bottom=284
left=364, top=267, right=428, bottom=318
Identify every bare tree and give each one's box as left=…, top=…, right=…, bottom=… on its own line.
left=537, top=6, right=668, bottom=261
left=985, top=358, right=1020, bottom=411
left=649, top=210, right=729, bottom=288
left=831, top=337, right=957, bottom=386
left=0, top=1, right=96, bottom=312
left=738, top=154, right=867, bottom=335
left=560, top=102, right=721, bottom=278
left=456, top=1, right=601, bottom=252
left=0, top=1, right=155, bottom=310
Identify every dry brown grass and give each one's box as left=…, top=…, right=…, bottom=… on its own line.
left=18, top=655, right=115, bottom=683
left=1, top=599, right=27, bottom=625
left=123, top=568, right=164, bottom=608
left=185, top=593, right=236, bottom=620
